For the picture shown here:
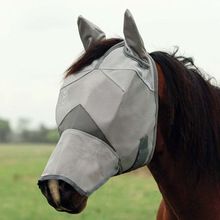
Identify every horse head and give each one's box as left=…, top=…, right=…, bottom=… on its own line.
left=38, top=10, right=159, bottom=213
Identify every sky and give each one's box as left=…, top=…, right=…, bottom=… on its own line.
left=0, top=0, right=219, bottom=129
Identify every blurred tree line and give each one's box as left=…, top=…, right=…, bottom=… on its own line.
left=0, top=117, right=59, bottom=143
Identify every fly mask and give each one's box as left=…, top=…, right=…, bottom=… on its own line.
left=38, top=10, right=158, bottom=197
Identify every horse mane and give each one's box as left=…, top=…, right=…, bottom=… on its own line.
left=150, top=51, right=220, bottom=182
left=66, top=38, right=220, bottom=182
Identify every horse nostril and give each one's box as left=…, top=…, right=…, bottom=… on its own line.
left=57, top=180, right=88, bottom=213
left=58, top=180, right=80, bottom=210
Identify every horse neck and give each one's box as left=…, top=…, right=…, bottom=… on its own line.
left=149, top=145, right=220, bottom=220
left=148, top=65, right=220, bottom=219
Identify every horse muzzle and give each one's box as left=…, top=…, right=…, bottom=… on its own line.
left=38, top=128, right=120, bottom=209
left=39, top=179, right=88, bottom=214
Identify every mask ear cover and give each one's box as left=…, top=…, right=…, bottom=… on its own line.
left=77, top=16, right=106, bottom=50
left=123, top=9, right=148, bottom=61
left=39, top=128, right=120, bottom=196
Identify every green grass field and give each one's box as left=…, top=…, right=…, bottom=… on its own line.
left=0, top=144, right=161, bottom=220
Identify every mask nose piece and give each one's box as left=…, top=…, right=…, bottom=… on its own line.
left=38, top=129, right=120, bottom=197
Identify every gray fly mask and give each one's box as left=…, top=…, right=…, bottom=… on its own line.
left=38, top=10, right=158, bottom=196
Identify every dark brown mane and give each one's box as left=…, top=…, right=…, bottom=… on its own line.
left=150, top=51, right=220, bottom=182
left=65, top=38, right=123, bottom=77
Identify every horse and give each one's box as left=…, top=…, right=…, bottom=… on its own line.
left=38, top=11, right=220, bottom=220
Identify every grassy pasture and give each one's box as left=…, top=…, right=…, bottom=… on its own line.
left=0, top=144, right=161, bottom=220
